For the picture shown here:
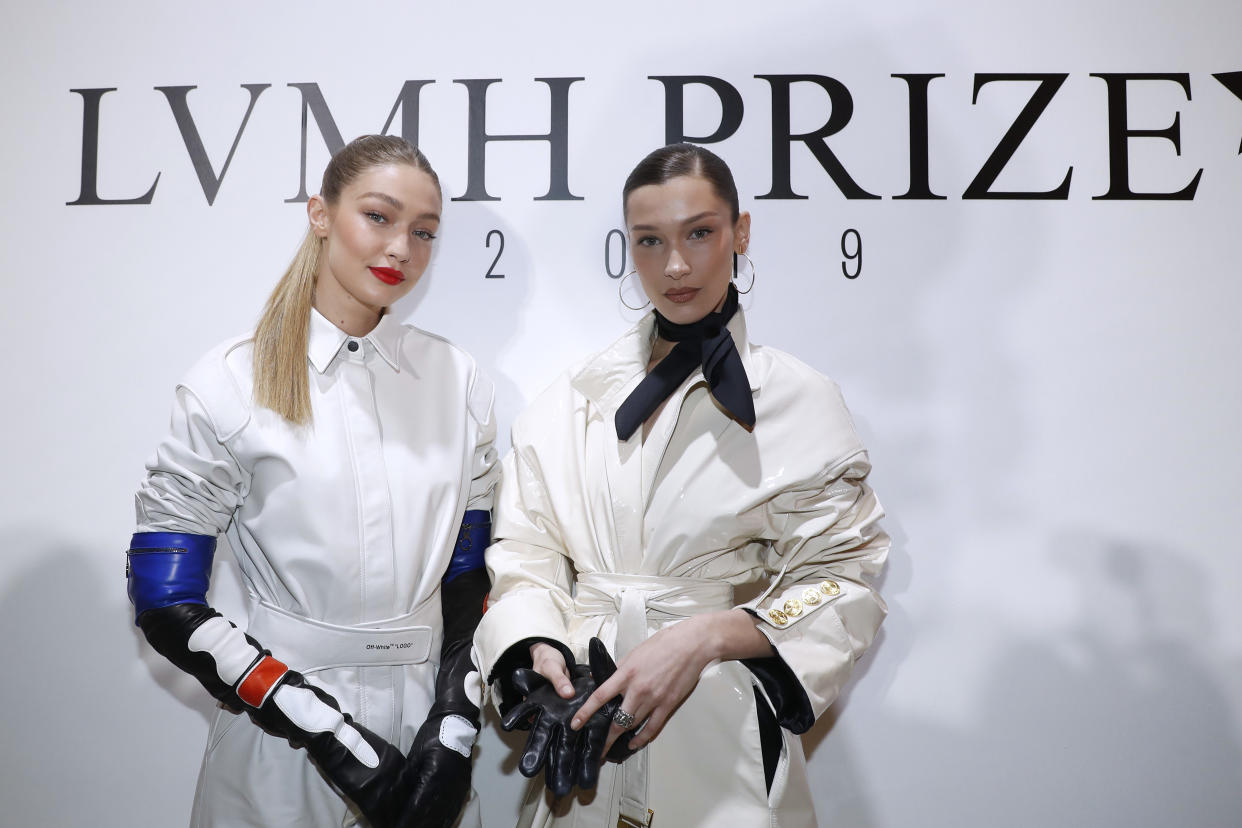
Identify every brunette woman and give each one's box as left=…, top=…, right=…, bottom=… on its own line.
left=475, top=143, right=888, bottom=826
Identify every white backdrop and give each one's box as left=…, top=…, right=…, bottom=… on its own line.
left=3, top=2, right=1240, bottom=826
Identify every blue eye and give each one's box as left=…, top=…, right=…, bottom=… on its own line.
left=413, top=229, right=437, bottom=241
left=366, top=211, right=386, bottom=224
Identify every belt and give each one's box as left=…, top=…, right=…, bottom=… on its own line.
left=575, top=572, right=734, bottom=828
left=245, top=597, right=439, bottom=675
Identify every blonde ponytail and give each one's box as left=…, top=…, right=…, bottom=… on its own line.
left=252, top=230, right=320, bottom=425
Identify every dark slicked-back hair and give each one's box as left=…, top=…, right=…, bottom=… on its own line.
left=622, top=142, right=740, bottom=222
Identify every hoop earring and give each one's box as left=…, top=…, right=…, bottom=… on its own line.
left=733, top=252, right=757, bottom=294
left=618, top=269, right=651, bottom=311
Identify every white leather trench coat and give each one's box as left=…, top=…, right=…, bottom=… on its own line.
left=474, top=308, right=888, bottom=828
left=136, top=309, right=498, bottom=827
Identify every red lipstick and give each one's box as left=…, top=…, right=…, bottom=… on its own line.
left=369, top=266, right=404, bottom=285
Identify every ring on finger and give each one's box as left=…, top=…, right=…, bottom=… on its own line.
left=612, top=708, right=637, bottom=729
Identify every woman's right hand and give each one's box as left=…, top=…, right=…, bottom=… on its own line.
left=529, top=641, right=577, bottom=699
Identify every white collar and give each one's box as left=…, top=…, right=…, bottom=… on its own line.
left=307, top=308, right=404, bottom=374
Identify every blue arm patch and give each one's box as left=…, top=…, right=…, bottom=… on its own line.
left=444, top=510, right=490, bottom=583
left=126, top=532, right=216, bottom=623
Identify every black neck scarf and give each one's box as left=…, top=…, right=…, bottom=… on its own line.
left=614, top=283, right=756, bottom=440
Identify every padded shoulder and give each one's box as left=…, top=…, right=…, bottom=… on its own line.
left=177, top=334, right=255, bottom=442
left=752, top=344, right=867, bottom=473
left=466, top=363, right=495, bottom=427
left=400, top=324, right=494, bottom=426
left=509, top=370, right=578, bottom=448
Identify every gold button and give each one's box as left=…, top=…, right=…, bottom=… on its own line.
left=783, top=598, right=803, bottom=616
left=820, top=580, right=840, bottom=596
left=768, top=608, right=788, bottom=626
left=802, top=587, right=821, bottom=605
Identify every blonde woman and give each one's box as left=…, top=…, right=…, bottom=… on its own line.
left=476, top=143, right=888, bottom=826
left=127, top=135, right=497, bottom=828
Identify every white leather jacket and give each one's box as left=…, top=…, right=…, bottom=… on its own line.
left=474, top=307, right=887, bottom=827
left=136, top=308, right=498, bottom=827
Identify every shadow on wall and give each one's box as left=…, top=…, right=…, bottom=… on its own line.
left=0, top=529, right=217, bottom=828
left=0, top=529, right=537, bottom=828
left=816, top=530, right=1242, bottom=828
left=0, top=530, right=534, bottom=827
left=798, top=511, right=910, bottom=828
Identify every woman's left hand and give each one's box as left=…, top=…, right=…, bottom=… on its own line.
left=570, top=609, right=773, bottom=756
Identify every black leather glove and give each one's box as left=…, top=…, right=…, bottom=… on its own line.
left=245, top=664, right=417, bottom=826
left=577, top=637, right=638, bottom=777
left=396, top=566, right=489, bottom=827
left=129, top=533, right=416, bottom=827
left=500, top=637, right=637, bottom=797
left=397, top=642, right=476, bottom=826
left=137, top=602, right=415, bottom=828
left=502, top=660, right=595, bottom=797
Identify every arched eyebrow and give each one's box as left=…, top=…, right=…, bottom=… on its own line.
left=359, top=191, right=440, bottom=222
left=359, top=191, right=403, bottom=209
left=629, top=211, right=721, bottom=232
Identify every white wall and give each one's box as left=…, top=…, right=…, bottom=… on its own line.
left=2, top=2, right=1240, bottom=825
